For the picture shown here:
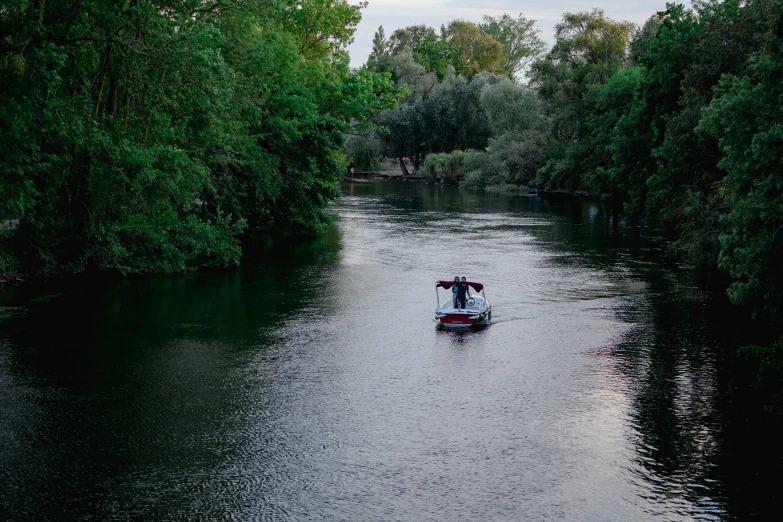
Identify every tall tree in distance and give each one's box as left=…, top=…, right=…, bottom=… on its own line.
left=550, top=9, right=635, bottom=82
left=441, top=20, right=505, bottom=78
left=627, top=12, right=665, bottom=65
left=387, top=25, right=454, bottom=80
left=366, top=26, right=392, bottom=73
left=479, top=13, right=547, bottom=77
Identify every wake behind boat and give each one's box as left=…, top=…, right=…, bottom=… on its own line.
left=434, top=280, right=491, bottom=328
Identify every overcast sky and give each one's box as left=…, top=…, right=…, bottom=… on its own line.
left=347, top=0, right=677, bottom=68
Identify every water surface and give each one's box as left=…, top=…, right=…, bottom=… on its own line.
left=0, top=180, right=779, bottom=520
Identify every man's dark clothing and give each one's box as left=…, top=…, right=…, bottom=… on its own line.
left=456, top=283, right=469, bottom=307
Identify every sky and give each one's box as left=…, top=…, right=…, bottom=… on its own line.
left=347, top=0, right=676, bottom=68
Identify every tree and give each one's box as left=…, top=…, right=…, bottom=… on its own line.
left=428, top=70, right=496, bottom=152
left=474, top=78, right=545, bottom=187
left=580, top=67, right=651, bottom=206
left=637, top=0, right=768, bottom=264
left=386, top=25, right=455, bottom=80
left=366, top=26, right=392, bottom=74
left=628, top=13, right=664, bottom=65
left=441, top=20, right=505, bottom=78
left=283, top=0, right=366, bottom=60
left=479, top=77, right=543, bottom=136
left=478, top=13, right=547, bottom=77
left=697, top=5, right=783, bottom=322
left=531, top=9, right=635, bottom=189
left=550, top=9, right=635, bottom=82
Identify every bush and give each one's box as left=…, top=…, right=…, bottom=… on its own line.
left=457, top=133, right=543, bottom=190
left=460, top=170, right=485, bottom=190
left=487, top=133, right=543, bottom=185
left=420, top=150, right=485, bottom=180
left=351, top=149, right=381, bottom=171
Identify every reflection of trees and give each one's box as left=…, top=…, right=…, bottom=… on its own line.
left=0, top=230, right=342, bottom=519
left=600, top=264, right=779, bottom=519
left=607, top=279, right=728, bottom=516
left=6, top=227, right=342, bottom=359
left=491, top=192, right=731, bottom=516
left=523, top=193, right=777, bottom=519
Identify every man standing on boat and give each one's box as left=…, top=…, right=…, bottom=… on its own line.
left=455, top=276, right=471, bottom=311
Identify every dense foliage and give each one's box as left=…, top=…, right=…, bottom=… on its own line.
left=359, top=14, right=546, bottom=177
left=0, top=0, right=399, bottom=275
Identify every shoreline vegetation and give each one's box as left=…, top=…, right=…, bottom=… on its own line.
left=1, top=0, right=405, bottom=279
left=2, top=1, right=782, bottom=409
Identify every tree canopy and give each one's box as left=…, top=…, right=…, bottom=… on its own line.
left=359, top=13, right=547, bottom=175
left=0, top=0, right=400, bottom=274
left=367, top=13, right=546, bottom=81
left=478, top=14, right=547, bottom=77
left=441, top=20, right=505, bottom=78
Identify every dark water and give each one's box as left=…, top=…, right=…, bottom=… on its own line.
left=1, top=180, right=780, bottom=520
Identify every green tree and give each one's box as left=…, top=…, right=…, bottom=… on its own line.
left=283, top=0, right=366, bottom=60
left=531, top=9, right=635, bottom=189
left=479, top=78, right=543, bottom=136
left=428, top=70, right=497, bottom=152
left=441, top=20, right=505, bottom=78
left=633, top=0, right=769, bottom=264
left=580, top=67, right=650, bottom=206
left=697, top=8, right=783, bottom=322
left=366, top=26, right=392, bottom=74
left=478, top=13, right=547, bottom=77
left=387, top=24, right=454, bottom=80
left=628, top=13, right=664, bottom=65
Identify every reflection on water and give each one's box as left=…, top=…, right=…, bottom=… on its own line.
left=0, top=180, right=779, bottom=520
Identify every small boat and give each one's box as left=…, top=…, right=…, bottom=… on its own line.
left=434, top=280, right=492, bottom=328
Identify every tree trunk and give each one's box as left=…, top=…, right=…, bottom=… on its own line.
left=122, top=92, right=130, bottom=129
left=93, top=44, right=112, bottom=117
left=398, top=156, right=410, bottom=176
left=108, top=77, right=119, bottom=115
left=94, top=70, right=107, bottom=117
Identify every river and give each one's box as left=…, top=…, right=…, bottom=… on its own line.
left=0, top=179, right=779, bottom=520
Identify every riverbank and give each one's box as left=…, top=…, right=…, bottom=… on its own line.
left=346, top=169, right=429, bottom=181
left=0, top=268, right=70, bottom=289
left=0, top=272, right=25, bottom=288
left=346, top=171, right=595, bottom=197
